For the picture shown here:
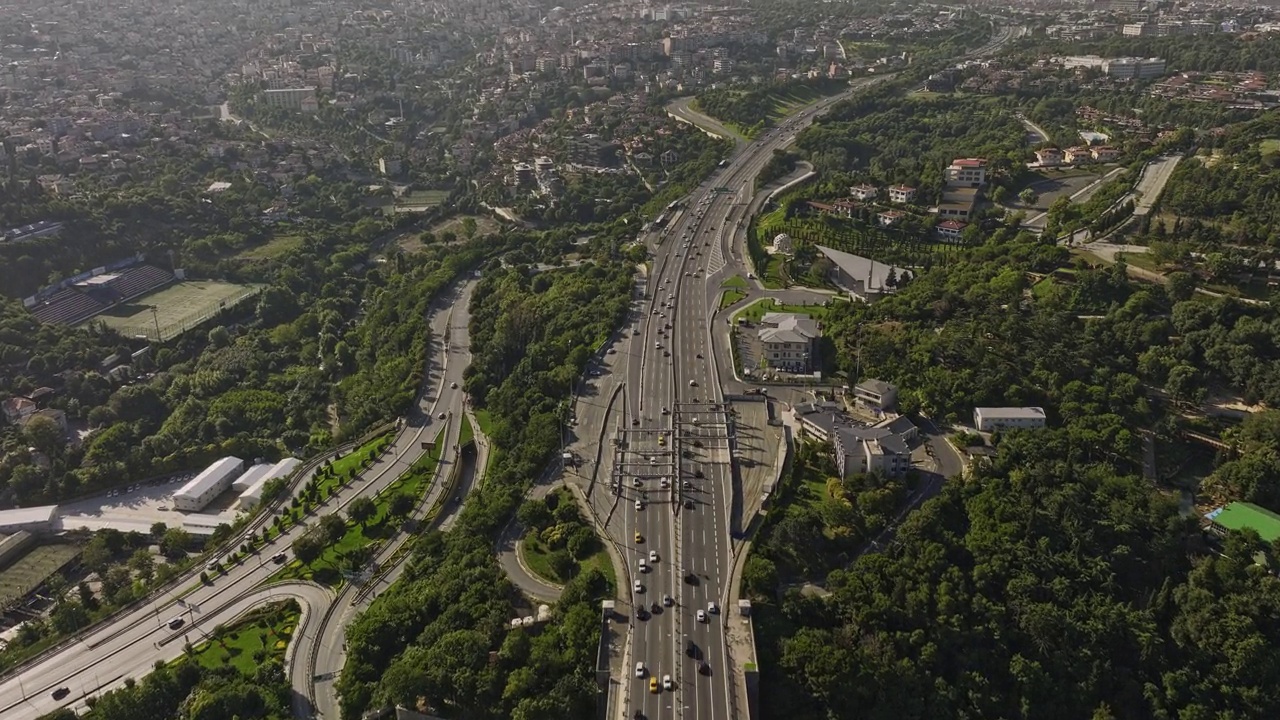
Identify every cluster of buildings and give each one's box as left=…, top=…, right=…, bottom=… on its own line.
left=1057, top=55, right=1167, bottom=81
left=793, top=379, right=918, bottom=480
left=792, top=377, right=1049, bottom=482
left=800, top=157, right=987, bottom=243
left=1032, top=144, right=1122, bottom=168
left=1148, top=71, right=1280, bottom=110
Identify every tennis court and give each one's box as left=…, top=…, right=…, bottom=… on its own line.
left=0, top=544, right=81, bottom=609
left=91, top=280, right=264, bottom=341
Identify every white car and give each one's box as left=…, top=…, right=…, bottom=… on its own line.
left=639, top=558, right=648, bottom=573
left=660, top=477, right=670, bottom=489
left=663, top=675, right=674, bottom=691
left=635, top=662, right=646, bottom=678
left=634, top=580, right=644, bottom=593
left=707, top=602, right=719, bottom=614
left=696, top=609, right=708, bottom=623
left=635, top=500, right=644, bottom=510
left=649, top=550, right=658, bottom=562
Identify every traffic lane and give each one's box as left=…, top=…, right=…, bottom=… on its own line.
left=9, top=579, right=333, bottom=720
left=2, top=408, right=446, bottom=711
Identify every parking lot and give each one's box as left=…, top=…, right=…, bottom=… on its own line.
left=55, top=472, right=242, bottom=535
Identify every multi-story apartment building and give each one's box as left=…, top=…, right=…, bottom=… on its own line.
left=945, top=157, right=987, bottom=187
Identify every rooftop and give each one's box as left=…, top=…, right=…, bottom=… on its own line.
left=975, top=406, right=1046, bottom=419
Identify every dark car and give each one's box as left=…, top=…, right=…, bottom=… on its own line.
left=685, top=572, right=699, bottom=585
left=686, top=639, right=699, bottom=658
left=699, top=661, right=712, bottom=676
left=51, top=687, right=71, bottom=701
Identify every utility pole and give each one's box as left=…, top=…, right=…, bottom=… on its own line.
left=150, top=305, right=161, bottom=342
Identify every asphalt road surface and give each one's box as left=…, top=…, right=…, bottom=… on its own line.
left=623, top=79, right=881, bottom=720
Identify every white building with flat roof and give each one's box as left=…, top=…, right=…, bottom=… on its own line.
left=974, top=407, right=1046, bottom=433
left=238, top=458, right=301, bottom=509
left=173, top=457, right=244, bottom=512
left=0, top=506, right=58, bottom=534
left=231, top=463, right=274, bottom=492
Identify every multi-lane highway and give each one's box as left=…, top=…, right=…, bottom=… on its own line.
left=621, top=77, right=875, bottom=720
left=0, top=279, right=477, bottom=720
left=620, top=25, right=1016, bottom=720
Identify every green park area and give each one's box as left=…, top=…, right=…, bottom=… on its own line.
left=517, top=487, right=616, bottom=593
left=732, top=297, right=838, bottom=325
left=235, top=232, right=305, bottom=261
left=186, top=600, right=299, bottom=675
left=720, top=275, right=749, bottom=308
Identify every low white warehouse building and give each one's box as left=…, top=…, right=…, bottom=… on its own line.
left=231, top=463, right=274, bottom=492
left=173, top=457, right=244, bottom=512
left=238, top=458, right=301, bottom=509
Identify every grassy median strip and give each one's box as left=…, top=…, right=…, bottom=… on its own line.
left=274, top=428, right=445, bottom=587
left=183, top=600, right=299, bottom=675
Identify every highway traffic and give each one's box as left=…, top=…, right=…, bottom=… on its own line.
left=620, top=24, right=1016, bottom=720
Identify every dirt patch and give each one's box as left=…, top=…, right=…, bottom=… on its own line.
left=399, top=215, right=502, bottom=253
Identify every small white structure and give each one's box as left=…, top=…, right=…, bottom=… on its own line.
left=173, top=457, right=244, bottom=512
left=238, top=458, right=301, bottom=509
left=770, top=233, right=794, bottom=255
left=974, top=407, right=1047, bottom=433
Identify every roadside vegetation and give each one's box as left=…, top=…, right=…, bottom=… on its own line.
left=39, top=601, right=298, bottom=720
left=279, top=429, right=443, bottom=586
left=517, top=487, right=615, bottom=589
left=336, top=261, right=632, bottom=719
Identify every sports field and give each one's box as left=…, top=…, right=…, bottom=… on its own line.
left=0, top=544, right=81, bottom=609
left=91, top=280, right=264, bottom=341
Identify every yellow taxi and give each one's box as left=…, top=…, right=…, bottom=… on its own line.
left=634, top=531, right=643, bottom=543
left=658, top=434, right=666, bottom=446
left=649, top=676, right=660, bottom=693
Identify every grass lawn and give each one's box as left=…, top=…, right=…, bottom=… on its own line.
left=473, top=409, right=495, bottom=438
left=236, top=233, right=304, bottom=261
left=458, top=413, right=474, bottom=448
left=1030, top=278, right=1057, bottom=300
left=520, top=536, right=563, bottom=585
left=1117, top=251, right=1164, bottom=273
left=733, top=297, right=836, bottom=325
left=579, top=546, right=616, bottom=593
left=90, top=280, right=264, bottom=341
left=721, top=275, right=749, bottom=290
left=188, top=600, right=298, bottom=675
left=763, top=256, right=788, bottom=289
left=275, top=429, right=443, bottom=586
left=720, top=289, right=747, bottom=309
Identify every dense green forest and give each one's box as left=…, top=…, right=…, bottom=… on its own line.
left=794, top=90, right=1030, bottom=203
left=752, top=233, right=1280, bottom=719
left=0, top=233, right=489, bottom=506
left=757, top=428, right=1280, bottom=719
left=694, top=80, right=845, bottom=137
left=337, top=262, right=633, bottom=719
